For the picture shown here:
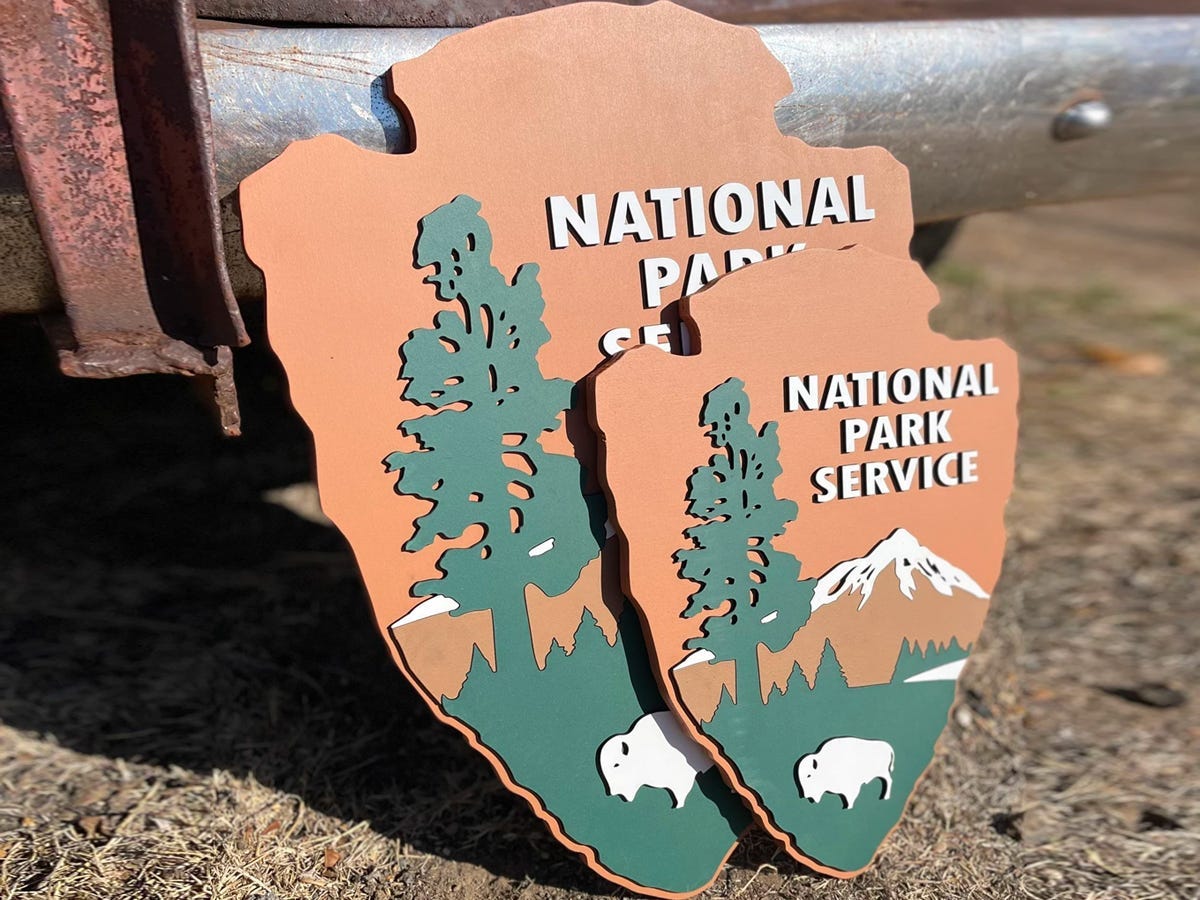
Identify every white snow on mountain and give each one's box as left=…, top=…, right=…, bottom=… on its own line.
left=528, top=537, right=555, bottom=557
left=810, top=528, right=988, bottom=613
left=389, top=594, right=459, bottom=629
left=673, top=649, right=716, bottom=670
left=903, top=658, right=967, bottom=683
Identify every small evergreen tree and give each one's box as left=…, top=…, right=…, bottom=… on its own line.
left=712, top=683, right=736, bottom=720
left=546, top=610, right=608, bottom=674
left=889, top=638, right=923, bottom=684
left=385, top=196, right=604, bottom=669
left=783, top=661, right=808, bottom=695
left=677, top=378, right=811, bottom=706
left=890, top=636, right=970, bottom=684
left=814, top=638, right=849, bottom=691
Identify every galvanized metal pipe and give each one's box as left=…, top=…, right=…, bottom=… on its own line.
left=4, top=17, right=1199, bottom=315
left=193, top=0, right=1200, bottom=29
left=200, top=17, right=1200, bottom=212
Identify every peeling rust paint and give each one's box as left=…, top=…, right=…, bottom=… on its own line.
left=0, top=0, right=157, bottom=338
left=112, top=0, right=247, bottom=351
left=0, top=0, right=246, bottom=434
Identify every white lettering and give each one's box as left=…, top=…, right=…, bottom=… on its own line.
left=547, top=194, right=599, bottom=249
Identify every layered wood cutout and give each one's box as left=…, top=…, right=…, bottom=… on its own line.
left=591, top=246, right=1018, bottom=876
left=240, top=2, right=916, bottom=894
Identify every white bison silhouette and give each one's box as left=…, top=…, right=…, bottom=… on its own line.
left=598, top=711, right=715, bottom=808
left=796, top=737, right=895, bottom=810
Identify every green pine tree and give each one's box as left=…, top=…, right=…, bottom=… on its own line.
left=677, top=378, right=811, bottom=706
left=889, top=638, right=922, bottom=684
left=713, top=682, right=736, bottom=720
left=385, top=195, right=604, bottom=670
left=889, top=636, right=970, bottom=684
left=783, top=660, right=808, bottom=695
left=545, top=610, right=607, bottom=675
left=462, top=643, right=494, bottom=681
left=814, top=638, right=849, bottom=691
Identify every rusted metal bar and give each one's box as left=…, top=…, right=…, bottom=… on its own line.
left=111, top=0, right=246, bottom=352
left=0, top=0, right=160, bottom=342
left=0, top=0, right=247, bottom=435
left=195, top=0, right=1200, bottom=28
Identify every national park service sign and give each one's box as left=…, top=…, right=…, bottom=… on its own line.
left=591, top=246, right=1017, bottom=875
left=240, top=1, right=1016, bottom=894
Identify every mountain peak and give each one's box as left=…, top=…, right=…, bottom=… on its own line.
left=877, top=527, right=920, bottom=554
left=810, top=528, right=988, bottom=613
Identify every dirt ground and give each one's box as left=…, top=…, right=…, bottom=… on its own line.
left=2, top=194, right=1198, bottom=900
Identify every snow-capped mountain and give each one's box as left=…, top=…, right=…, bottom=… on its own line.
left=679, top=527, right=992, bottom=708
left=810, top=527, right=988, bottom=613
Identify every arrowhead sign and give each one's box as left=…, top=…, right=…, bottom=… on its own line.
left=590, top=246, right=1018, bottom=875
left=241, top=1, right=921, bottom=893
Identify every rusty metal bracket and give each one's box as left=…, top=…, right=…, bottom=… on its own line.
left=0, top=0, right=248, bottom=435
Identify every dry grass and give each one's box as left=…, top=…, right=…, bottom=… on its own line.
left=2, top=194, right=1197, bottom=899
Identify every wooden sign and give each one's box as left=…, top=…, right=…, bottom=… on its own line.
left=590, top=246, right=1018, bottom=875
left=240, top=1, right=917, bottom=893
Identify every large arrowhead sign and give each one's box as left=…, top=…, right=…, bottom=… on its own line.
left=590, top=246, right=1018, bottom=875
left=241, top=1, right=916, bottom=893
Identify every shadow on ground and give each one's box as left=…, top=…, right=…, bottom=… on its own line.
left=0, top=310, right=634, bottom=893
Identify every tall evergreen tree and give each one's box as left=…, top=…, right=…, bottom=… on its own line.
left=677, top=378, right=811, bottom=706
left=814, top=638, right=849, bottom=691
left=385, top=195, right=604, bottom=668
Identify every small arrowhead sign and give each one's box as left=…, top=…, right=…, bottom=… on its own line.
left=590, top=245, right=1018, bottom=874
